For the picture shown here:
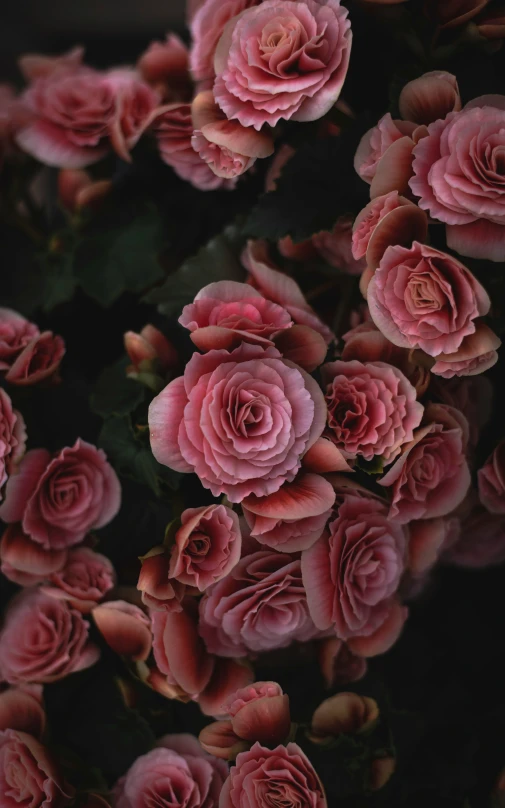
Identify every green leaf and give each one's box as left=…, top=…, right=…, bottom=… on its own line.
left=90, top=357, right=145, bottom=418
left=144, top=223, right=246, bottom=317
left=357, top=455, right=386, bottom=475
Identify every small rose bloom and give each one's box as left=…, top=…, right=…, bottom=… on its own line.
left=317, top=638, right=367, bottom=688
left=93, top=600, right=152, bottom=661
left=5, top=331, right=65, bottom=385
left=368, top=242, right=490, bottom=358
left=0, top=685, right=45, bottom=737
left=311, top=692, right=379, bottom=739
left=312, top=216, right=366, bottom=275
left=138, top=34, right=191, bottom=101
left=0, top=389, right=26, bottom=497
left=220, top=742, right=327, bottom=808
left=0, top=440, right=121, bottom=549
left=354, top=113, right=417, bottom=184
left=430, top=322, right=501, bottom=378
left=0, top=308, right=39, bottom=370
left=225, top=681, right=291, bottom=745
left=399, top=72, right=461, bottom=126
left=478, top=440, right=505, bottom=514
left=124, top=324, right=177, bottom=374
left=0, top=589, right=99, bottom=684
left=0, top=729, right=73, bottom=808
left=0, top=524, right=67, bottom=586
left=41, top=547, right=115, bottom=612
left=199, top=721, right=249, bottom=760
left=352, top=192, right=428, bottom=270
left=138, top=550, right=186, bottom=612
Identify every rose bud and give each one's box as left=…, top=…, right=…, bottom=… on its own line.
left=0, top=684, right=45, bottom=737
left=199, top=720, right=249, bottom=760
left=137, top=549, right=186, bottom=612
left=4, top=331, right=65, bottom=386
left=478, top=439, right=505, bottom=514
left=370, top=756, right=396, bottom=790
left=137, top=34, right=191, bottom=101
left=124, top=324, right=177, bottom=384
left=92, top=600, right=152, bottom=661
left=0, top=729, right=74, bottom=808
left=317, top=638, right=367, bottom=688
left=398, top=72, right=461, bottom=125
left=310, top=692, right=379, bottom=741
left=225, top=681, right=291, bottom=745
left=58, top=169, right=111, bottom=213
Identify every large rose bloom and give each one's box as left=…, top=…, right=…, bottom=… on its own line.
left=302, top=495, right=407, bottom=654
left=322, top=359, right=423, bottom=463
left=367, top=242, right=490, bottom=357
left=0, top=388, right=26, bottom=497
left=199, top=546, right=320, bottom=655
left=149, top=343, right=326, bottom=503
left=213, top=0, right=352, bottom=130
left=0, top=729, right=73, bottom=808
left=410, top=98, right=505, bottom=261
left=220, top=742, right=327, bottom=808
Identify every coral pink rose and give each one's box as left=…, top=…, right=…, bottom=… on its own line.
left=0, top=389, right=26, bottom=497
left=367, top=242, right=490, bottom=357
left=478, top=440, right=505, bottom=514
left=302, top=495, right=407, bottom=655
left=114, top=734, right=227, bottom=808
left=220, top=742, right=327, bottom=808
left=354, top=113, right=417, bottom=184
left=149, top=342, right=326, bottom=503
left=169, top=504, right=242, bottom=590
left=138, top=550, right=186, bottom=612
left=430, top=322, right=501, bottom=378
left=322, top=359, right=423, bottom=463
left=317, top=637, right=367, bottom=687
left=0, top=308, right=39, bottom=370
left=0, top=589, right=99, bottom=684
left=351, top=192, right=428, bottom=269
left=312, top=216, right=366, bottom=275
left=93, top=600, right=152, bottom=661
left=137, top=34, right=191, bottom=101
left=213, top=0, right=352, bottom=130
left=410, top=98, right=505, bottom=261
left=241, top=472, right=335, bottom=552
left=0, top=729, right=73, bottom=808
left=190, top=0, right=260, bottom=82
left=225, top=681, right=291, bottom=745
left=199, top=546, right=321, bottom=655
left=0, top=441, right=121, bottom=549
left=0, top=524, right=67, bottom=586
left=179, top=280, right=293, bottom=351
left=0, top=685, right=45, bottom=736
left=398, top=71, right=461, bottom=126
left=41, top=547, right=115, bottom=611
left=4, top=331, right=65, bottom=385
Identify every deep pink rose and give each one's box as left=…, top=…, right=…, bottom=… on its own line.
left=190, top=0, right=260, bottom=82
left=312, top=216, right=366, bottom=275
left=0, top=729, right=73, bottom=808
left=322, top=359, right=423, bottom=463
left=149, top=343, right=326, bottom=503
left=199, top=546, right=320, bottom=655
left=241, top=472, right=335, bottom=552
left=169, top=504, right=242, bottom=590
left=0, top=589, right=99, bottom=684
left=138, top=551, right=186, bottom=612
left=213, top=0, right=352, bottom=130
left=410, top=98, right=505, bottom=261
left=0, top=388, right=26, bottom=497
left=0, top=440, right=121, bottom=549
left=354, top=113, right=417, bottom=184
left=137, top=34, right=191, bottom=101
left=114, top=734, right=227, bottom=808
left=398, top=71, right=461, bottom=126
left=0, top=684, right=45, bottom=737
left=0, top=308, right=39, bottom=370
left=351, top=192, right=428, bottom=270
left=41, top=547, right=116, bottom=612
left=92, top=600, right=152, bottom=662
left=430, top=322, right=501, bottom=378
left=220, top=742, right=327, bottom=808
left=302, top=495, right=407, bottom=655
left=4, top=331, right=65, bottom=386
left=478, top=440, right=505, bottom=514
left=225, top=681, right=291, bottom=745
left=317, top=637, right=367, bottom=688
left=0, top=524, right=67, bottom=586
left=367, top=242, right=490, bottom=357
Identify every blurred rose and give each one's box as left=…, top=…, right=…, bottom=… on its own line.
left=0, top=729, right=73, bottom=808
left=0, top=524, right=67, bottom=586
left=101, top=69, right=160, bottom=162
left=399, top=72, right=461, bottom=125
left=226, top=681, right=291, bottom=745
left=0, top=685, right=45, bottom=736
left=445, top=501, right=505, bottom=568
left=138, top=550, right=186, bottom=612
left=58, top=169, right=111, bottom=213
left=317, top=638, right=367, bottom=687
left=138, top=34, right=191, bottom=101
left=407, top=518, right=454, bottom=575
left=41, top=547, right=115, bottom=612
left=93, top=600, right=152, bottom=661
left=478, top=440, right=505, bottom=513
left=190, top=0, right=260, bottom=82
left=0, top=389, right=26, bottom=497
left=312, top=216, right=366, bottom=275
left=311, top=692, right=378, bottom=739
left=4, top=331, right=65, bottom=385
left=18, top=46, right=84, bottom=81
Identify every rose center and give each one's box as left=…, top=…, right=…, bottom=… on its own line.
left=188, top=532, right=211, bottom=557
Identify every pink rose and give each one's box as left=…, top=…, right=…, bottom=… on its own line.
left=137, top=34, right=191, bottom=101
left=220, top=742, right=327, bottom=808
left=0, top=524, right=67, bottom=586
left=321, top=359, right=423, bottom=463
left=351, top=192, right=428, bottom=270
left=367, top=242, right=490, bottom=357
left=312, top=216, right=366, bottom=275
left=0, top=729, right=73, bottom=808
left=92, top=600, right=152, bottom=661
left=410, top=98, right=505, bottom=261
left=0, top=441, right=121, bottom=549
left=225, top=681, right=291, bottom=745
left=0, top=308, right=39, bottom=370
left=478, top=439, right=505, bottom=514
left=138, top=550, right=186, bottom=612
left=0, top=388, right=26, bottom=496
left=190, top=0, right=260, bottom=82
left=149, top=343, right=326, bottom=503
left=0, top=589, right=99, bottom=684
left=199, top=546, right=320, bottom=655
left=354, top=113, right=417, bottom=184
left=302, top=495, right=407, bottom=656
left=40, top=547, right=115, bottom=611
left=317, top=637, right=367, bottom=688
left=114, top=734, right=227, bottom=808
left=430, top=322, right=501, bottom=378
left=4, top=331, right=65, bottom=386
left=213, top=0, right=352, bottom=130
left=398, top=71, right=461, bottom=126
left=169, top=504, right=242, bottom=590
left=101, top=69, right=160, bottom=163
left=0, top=685, right=45, bottom=737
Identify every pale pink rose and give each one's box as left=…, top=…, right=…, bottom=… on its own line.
left=312, top=216, right=366, bottom=275
left=137, top=34, right=191, bottom=101
left=367, top=242, right=490, bottom=357
left=4, top=331, right=65, bottom=385
left=242, top=240, right=334, bottom=344
left=302, top=495, right=407, bottom=655
left=190, top=0, right=260, bottom=82
left=410, top=98, right=505, bottom=261
left=101, top=69, right=160, bottom=162
left=0, top=589, right=99, bottom=684
left=225, top=681, right=291, bottom=745
left=58, top=169, right=112, bottom=213
left=213, top=0, right=352, bottom=130
left=0, top=685, right=45, bottom=737
left=93, top=600, right=152, bottom=661
left=351, top=192, right=428, bottom=270
left=0, top=729, right=73, bottom=808
left=0, top=524, right=67, bottom=586
left=220, top=742, right=327, bottom=808
left=114, top=734, right=227, bottom=808
left=169, top=504, right=242, bottom=590
left=18, top=46, right=84, bottom=81
left=0, top=389, right=26, bottom=497
left=398, top=71, right=461, bottom=126
left=41, top=547, right=115, bottom=612
left=317, top=637, right=367, bottom=688
left=138, top=551, right=186, bottom=612
left=311, top=692, right=379, bottom=738
left=321, top=359, right=423, bottom=463
left=478, top=440, right=505, bottom=514
left=149, top=343, right=326, bottom=503
left=354, top=113, right=417, bottom=184
left=0, top=440, right=121, bottom=549
left=444, top=502, right=505, bottom=568
left=430, top=323, right=501, bottom=378
left=0, top=308, right=39, bottom=371
left=242, top=472, right=335, bottom=553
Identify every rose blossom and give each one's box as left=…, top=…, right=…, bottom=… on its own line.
left=199, top=546, right=320, bottom=655
left=398, top=71, right=461, bottom=126
left=0, top=729, right=73, bottom=808
left=169, top=504, right=242, bottom=590
left=114, top=734, right=227, bottom=808
left=199, top=722, right=248, bottom=760
left=352, top=192, right=428, bottom=270
left=18, top=46, right=84, bottom=81
left=430, top=322, right=501, bottom=379
left=225, top=681, right=291, bottom=745
left=322, top=359, right=423, bottom=463
left=302, top=495, right=407, bottom=656
left=124, top=324, right=177, bottom=377
left=220, top=742, right=327, bottom=808
left=410, top=97, right=505, bottom=261
left=190, top=0, right=260, bottom=82
left=354, top=113, right=417, bottom=184
left=0, top=388, right=26, bottom=497
left=0, top=589, right=99, bottom=684
left=213, top=0, right=352, bottom=130
left=41, top=547, right=116, bottom=611
left=5, top=331, right=65, bottom=385
left=0, top=440, right=121, bottom=549
left=367, top=242, right=490, bottom=357
left=149, top=343, right=326, bottom=503
left=478, top=440, right=505, bottom=514
left=0, top=307, right=39, bottom=371
left=0, top=685, right=45, bottom=737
